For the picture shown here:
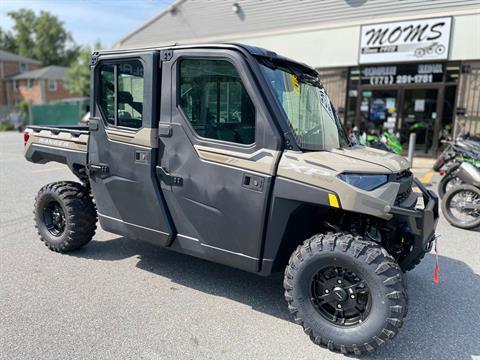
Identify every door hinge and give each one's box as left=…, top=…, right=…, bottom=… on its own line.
left=158, top=124, right=172, bottom=137
left=90, top=52, right=99, bottom=67
left=160, top=49, right=173, bottom=62
left=87, top=163, right=109, bottom=174
left=156, top=166, right=183, bottom=186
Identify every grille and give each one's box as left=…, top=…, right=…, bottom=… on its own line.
left=395, top=187, right=413, bottom=205
left=391, top=170, right=414, bottom=206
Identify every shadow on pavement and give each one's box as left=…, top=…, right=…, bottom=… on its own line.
left=72, top=237, right=479, bottom=359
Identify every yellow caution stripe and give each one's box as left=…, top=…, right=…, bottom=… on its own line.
left=421, top=171, right=434, bottom=185
left=328, top=193, right=340, bottom=208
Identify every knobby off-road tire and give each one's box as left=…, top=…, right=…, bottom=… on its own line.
left=34, top=181, right=97, bottom=252
left=441, top=184, right=480, bottom=230
left=284, top=233, right=407, bottom=355
left=401, top=250, right=426, bottom=273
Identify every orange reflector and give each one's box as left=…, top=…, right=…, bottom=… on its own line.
left=328, top=193, right=339, bottom=208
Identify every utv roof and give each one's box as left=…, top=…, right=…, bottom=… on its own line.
left=98, top=43, right=317, bottom=74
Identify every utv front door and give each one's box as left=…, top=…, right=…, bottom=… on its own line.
left=88, top=51, right=174, bottom=245
left=158, top=49, right=281, bottom=272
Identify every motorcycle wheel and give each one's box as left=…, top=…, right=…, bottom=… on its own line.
left=441, top=185, right=480, bottom=229
left=438, top=174, right=464, bottom=199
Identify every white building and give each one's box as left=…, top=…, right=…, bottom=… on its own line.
left=115, top=0, right=480, bottom=153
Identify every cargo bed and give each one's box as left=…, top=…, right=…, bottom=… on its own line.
left=24, top=126, right=90, bottom=177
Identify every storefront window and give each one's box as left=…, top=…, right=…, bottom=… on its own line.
left=346, top=62, right=459, bottom=154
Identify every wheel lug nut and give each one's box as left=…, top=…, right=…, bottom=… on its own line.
left=324, top=289, right=330, bottom=294
left=337, top=280, right=342, bottom=284
left=350, top=294, right=355, bottom=299
left=337, top=304, right=342, bottom=309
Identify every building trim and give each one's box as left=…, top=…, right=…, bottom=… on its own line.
left=115, top=6, right=479, bottom=48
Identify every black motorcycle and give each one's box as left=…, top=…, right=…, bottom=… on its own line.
left=441, top=162, right=480, bottom=229
left=433, top=136, right=480, bottom=172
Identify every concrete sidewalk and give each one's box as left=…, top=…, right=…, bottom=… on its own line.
left=410, top=157, right=436, bottom=184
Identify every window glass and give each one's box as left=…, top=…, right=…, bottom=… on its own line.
left=117, top=61, right=144, bottom=128
left=98, top=60, right=144, bottom=128
left=261, top=62, right=349, bottom=150
left=48, top=80, right=57, bottom=91
left=179, top=59, right=255, bottom=145
left=99, top=64, right=115, bottom=125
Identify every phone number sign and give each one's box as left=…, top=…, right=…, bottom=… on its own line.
left=360, top=63, right=443, bottom=85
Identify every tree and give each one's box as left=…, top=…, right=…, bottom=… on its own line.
left=7, top=9, right=35, bottom=57
left=65, top=42, right=102, bottom=97
left=0, top=27, right=17, bottom=53
left=1, top=9, right=80, bottom=66
left=33, top=11, right=80, bottom=66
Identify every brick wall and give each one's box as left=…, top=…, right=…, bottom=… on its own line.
left=0, top=61, right=42, bottom=106
left=10, top=79, right=75, bottom=105
left=13, top=79, right=43, bottom=104
left=44, top=80, right=74, bottom=103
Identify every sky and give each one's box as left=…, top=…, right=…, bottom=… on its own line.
left=0, top=0, right=174, bottom=48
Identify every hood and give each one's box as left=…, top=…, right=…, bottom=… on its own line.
left=330, top=146, right=410, bottom=173
left=281, top=146, right=410, bottom=175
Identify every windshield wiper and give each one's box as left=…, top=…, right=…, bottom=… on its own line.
left=298, top=73, right=322, bottom=88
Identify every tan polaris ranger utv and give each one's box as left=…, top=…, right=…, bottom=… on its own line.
left=24, top=43, right=438, bottom=355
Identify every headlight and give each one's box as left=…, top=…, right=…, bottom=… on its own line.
left=338, top=173, right=388, bottom=191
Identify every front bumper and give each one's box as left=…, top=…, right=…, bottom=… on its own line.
left=389, top=178, right=439, bottom=270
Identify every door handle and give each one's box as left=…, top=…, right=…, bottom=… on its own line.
left=242, top=174, right=264, bottom=192
left=156, top=166, right=183, bottom=186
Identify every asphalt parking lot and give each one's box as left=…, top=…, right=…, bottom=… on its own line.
left=1, top=131, right=479, bottom=360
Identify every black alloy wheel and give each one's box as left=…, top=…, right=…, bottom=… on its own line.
left=310, top=265, right=371, bottom=326
left=43, top=201, right=66, bottom=237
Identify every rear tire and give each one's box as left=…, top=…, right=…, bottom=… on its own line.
left=284, top=233, right=407, bottom=355
left=34, top=181, right=97, bottom=252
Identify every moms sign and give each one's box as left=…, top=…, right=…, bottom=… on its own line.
left=359, top=17, right=452, bottom=64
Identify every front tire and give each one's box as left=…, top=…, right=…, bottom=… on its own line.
left=34, top=181, right=97, bottom=252
left=438, top=174, right=463, bottom=199
left=284, top=233, right=407, bottom=355
left=441, top=185, right=480, bottom=229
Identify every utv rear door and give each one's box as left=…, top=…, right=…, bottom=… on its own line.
left=88, top=51, right=174, bottom=245
left=157, top=48, right=281, bottom=272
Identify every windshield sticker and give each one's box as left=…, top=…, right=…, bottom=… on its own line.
left=319, top=89, right=334, bottom=119
left=290, top=74, right=301, bottom=95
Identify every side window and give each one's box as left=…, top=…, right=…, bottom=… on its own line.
left=98, top=60, right=144, bottom=129
left=100, top=65, right=115, bottom=125
left=179, top=59, right=255, bottom=145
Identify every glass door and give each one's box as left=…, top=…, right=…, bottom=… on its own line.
left=400, top=88, right=438, bottom=153
left=358, top=89, right=399, bottom=135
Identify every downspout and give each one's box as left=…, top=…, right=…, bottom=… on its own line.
left=40, top=79, right=46, bottom=104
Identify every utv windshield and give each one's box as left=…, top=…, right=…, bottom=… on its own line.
left=260, top=59, right=350, bottom=151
